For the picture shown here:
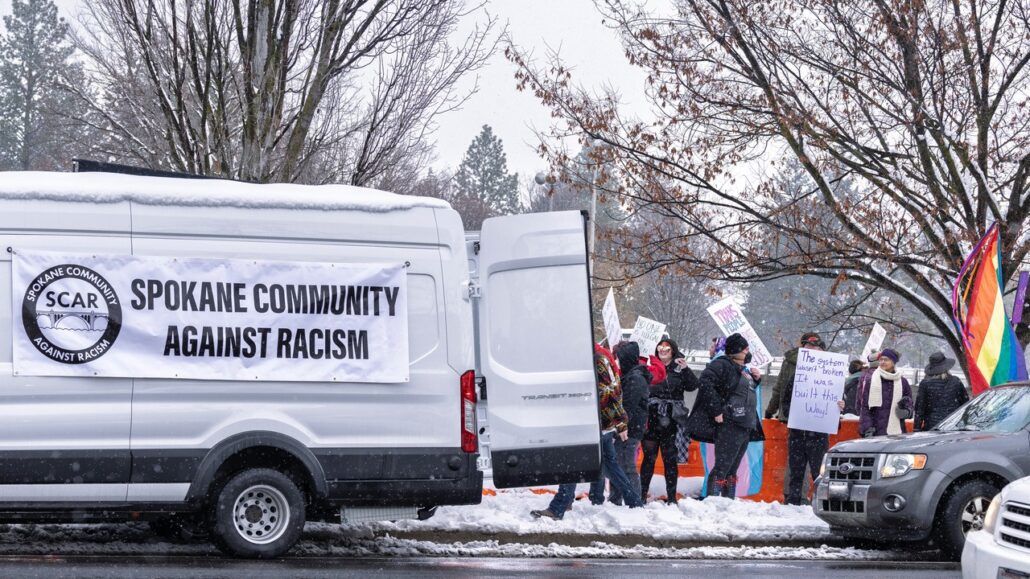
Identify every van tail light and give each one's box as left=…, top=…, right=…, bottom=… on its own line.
left=460, top=370, right=478, bottom=453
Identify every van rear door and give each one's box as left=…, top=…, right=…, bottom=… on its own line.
left=476, top=211, right=600, bottom=488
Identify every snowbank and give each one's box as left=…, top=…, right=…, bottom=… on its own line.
left=0, top=171, right=450, bottom=213
left=0, top=523, right=903, bottom=561
left=364, top=484, right=833, bottom=543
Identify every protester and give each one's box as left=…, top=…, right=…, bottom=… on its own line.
left=529, top=344, right=643, bottom=520
left=605, top=342, right=649, bottom=506
left=858, top=349, right=914, bottom=437
left=640, top=338, right=700, bottom=504
left=766, top=332, right=824, bottom=420
left=778, top=333, right=845, bottom=505
left=914, top=352, right=969, bottom=431
left=842, top=360, right=865, bottom=415
left=685, top=333, right=765, bottom=499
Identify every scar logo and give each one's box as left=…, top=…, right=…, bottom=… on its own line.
left=22, top=264, right=122, bottom=364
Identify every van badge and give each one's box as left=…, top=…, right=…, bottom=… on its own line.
left=21, top=264, right=122, bottom=364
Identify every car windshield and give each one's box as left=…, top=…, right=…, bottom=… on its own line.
left=935, top=386, right=1030, bottom=434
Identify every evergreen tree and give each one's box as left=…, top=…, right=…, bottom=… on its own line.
left=0, top=0, right=83, bottom=170
left=454, top=125, right=520, bottom=227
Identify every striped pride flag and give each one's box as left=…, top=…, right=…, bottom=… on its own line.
left=952, top=223, right=1028, bottom=395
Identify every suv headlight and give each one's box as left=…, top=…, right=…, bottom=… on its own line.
left=880, top=454, right=927, bottom=478
left=983, top=495, right=1001, bottom=534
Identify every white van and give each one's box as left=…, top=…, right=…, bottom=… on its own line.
left=0, top=168, right=601, bottom=558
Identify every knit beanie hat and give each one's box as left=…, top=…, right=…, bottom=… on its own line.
left=878, top=348, right=900, bottom=364
left=724, top=333, right=748, bottom=356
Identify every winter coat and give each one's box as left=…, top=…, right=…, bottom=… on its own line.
left=777, top=348, right=801, bottom=422
left=595, top=345, right=628, bottom=433
left=857, top=370, right=913, bottom=436
left=616, top=342, right=651, bottom=440
left=842, top=371, right=863, bottom=415
left=767, top=347, right=798, bottom=420
left=685, top=356, right=765, bottom=444
left=651, top=339, right=700, bottom=401
left=914, top=374, right=969, bottom=431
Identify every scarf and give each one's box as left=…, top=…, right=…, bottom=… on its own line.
left=869, top=367, right=903, bottom=435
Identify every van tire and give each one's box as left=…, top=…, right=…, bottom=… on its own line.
left=209, top=468, right=306, bottom=558
left=933, top=478, right=999, bottom=560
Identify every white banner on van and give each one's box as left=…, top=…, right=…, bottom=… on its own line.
left=12, top=251, right=409, bottom=383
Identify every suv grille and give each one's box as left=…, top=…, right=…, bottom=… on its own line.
left=826, top=454, right=876, bottom=481
left=999, top=502, right=1030, bottom=551
left=821, top=499, right=865, bottom=513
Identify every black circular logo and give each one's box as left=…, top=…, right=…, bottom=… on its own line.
left=22, top=264, right=122, bottom=364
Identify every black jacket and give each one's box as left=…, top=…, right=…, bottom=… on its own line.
left=651, top=339, right=700, bottom=401
left=914, top=375, right=969, bottom=431
left=616, top=342, right=651, bottom=440
left=685, top=356, right=765, bottom=444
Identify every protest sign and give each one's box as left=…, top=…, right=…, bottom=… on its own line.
left=602, top=288, right=622, bottom=348
left=787, top=348, right=849, bottom=434
left=13, top=251, right=409, bottom=383
left=860, top=322, right=887, bottom=362
left=706, top=297, right=773, bottom=367
left=629, top=316, right=666, bottom=357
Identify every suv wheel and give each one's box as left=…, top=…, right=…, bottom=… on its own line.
left=209, top=468, right=306, bottom=558
left=934, top=479, right=999, bottom=560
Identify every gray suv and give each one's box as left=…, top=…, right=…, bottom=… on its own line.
left=814, top=382, right=1030, bottom=559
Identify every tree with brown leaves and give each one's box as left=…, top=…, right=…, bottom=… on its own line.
left=508, top=0, right=1030, bottom=371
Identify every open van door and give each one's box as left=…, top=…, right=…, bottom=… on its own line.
left=476, top=211, right=601, bottom=488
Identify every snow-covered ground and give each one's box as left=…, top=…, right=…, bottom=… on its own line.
left=0, top=477, right=932, bottom=561
left=365, top=478, right=833, bottom=543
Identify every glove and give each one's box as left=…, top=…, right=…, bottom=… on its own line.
left=862, top=428, right=876, bottom=438
left=895, top=407, right=912, bottom=420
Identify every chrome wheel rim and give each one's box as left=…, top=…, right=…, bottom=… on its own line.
left=961, top=495, right=989, bottom=534
left=233, top=484, right=290, bottom=545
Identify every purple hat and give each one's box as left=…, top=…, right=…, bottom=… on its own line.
left=878, top=349, right=900, bottom=364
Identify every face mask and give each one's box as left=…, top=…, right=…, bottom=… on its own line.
left=743, top=353, right=753, bottom=364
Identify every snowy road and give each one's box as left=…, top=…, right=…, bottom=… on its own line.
left=0, top=556, right=961, bottom=578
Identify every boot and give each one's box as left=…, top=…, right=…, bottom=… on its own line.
left=708, top=478, right=727, bottom=498
left=529, top=508, right=562, bottom=520
left=725, top=475, right=738, bottom=500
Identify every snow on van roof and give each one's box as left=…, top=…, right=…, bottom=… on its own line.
left=0, top=171, right=451, bottom=213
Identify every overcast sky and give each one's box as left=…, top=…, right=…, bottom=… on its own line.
left=2, top=0, right=649, bottom=180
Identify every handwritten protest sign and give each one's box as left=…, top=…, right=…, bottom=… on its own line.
left=787, top=348, right=849, bottom=434
left=860, top=322, right=887, bottom=363
left=602, top=288, right=622, bottom=348
left=629, top=316, right=667, bottom=358
left=706, top=297, right=773, bottom=367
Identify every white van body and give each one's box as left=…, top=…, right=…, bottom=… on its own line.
left=0, top=170, right=600, bottom=556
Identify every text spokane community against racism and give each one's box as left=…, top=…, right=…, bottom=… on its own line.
left=130, top=280, right=402, bottom=360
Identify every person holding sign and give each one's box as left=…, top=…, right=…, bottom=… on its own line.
left=685, top=333, right=765, bottom=499
left=780, top=335, right=848, bottom=506
left=857, top=349, right=913, bottom=437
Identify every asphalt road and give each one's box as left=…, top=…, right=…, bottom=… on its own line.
left=0, top=556, right=961, bottom=579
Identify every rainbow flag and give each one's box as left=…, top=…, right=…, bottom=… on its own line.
left=952, top=223, right=1028, bottom=395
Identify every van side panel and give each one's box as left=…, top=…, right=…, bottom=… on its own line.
left=128, top=204, right=477, bottom=505
left=0, top=200, right=133, bottom=498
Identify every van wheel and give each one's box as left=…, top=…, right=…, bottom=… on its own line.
left=209, top=468, right=305, bottom=558
left=933, top=479, right=999, bottom=560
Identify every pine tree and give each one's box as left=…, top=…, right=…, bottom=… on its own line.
left=0, top=0, right=83, bottom=170
left=454, top=125, right=520, bottom=227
